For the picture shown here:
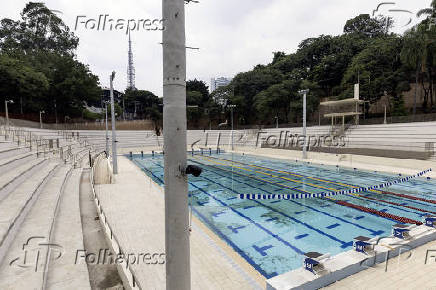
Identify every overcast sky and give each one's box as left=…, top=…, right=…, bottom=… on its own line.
left=1, top=0, right=429, bottom=96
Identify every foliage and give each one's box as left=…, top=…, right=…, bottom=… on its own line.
left=0, top=2, right=100, bottom=121
left=123, top=88, right=161, bottom=120
left=343, top=14, right=393, bottom=38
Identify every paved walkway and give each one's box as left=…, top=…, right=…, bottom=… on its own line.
left=94, top=156, right=264, bottom=289
left=324, top=239, right=436, bottom=289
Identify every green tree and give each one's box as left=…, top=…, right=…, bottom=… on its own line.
left=186, top=79, right=209, bottom=104
left=0, top=54, right=49, bottom=113
left=343, top=14, right=393, bottom=38
left=124, top=89, right=160, bottom=119
left=0, top=2, right=100, bottom=121
left=342, top=37, right=410, bottom=114
left=0, top=2, right=79, bottom=56
left=401, top=28, right=426, bottom=114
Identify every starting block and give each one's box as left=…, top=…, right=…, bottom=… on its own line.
left=424, top=216, right=436, bottom=228
left=353, top=236, right=377, bottom=254
left=392, top=224, right=412, bottom=239
left=303, top=252, right=330, bottom=275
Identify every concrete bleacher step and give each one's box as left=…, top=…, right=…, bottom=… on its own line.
left=0, top=152, right=37, bottom=171
left=0, top=158, right=49, bottom=202
left=46, top=168, right=91, bottom=289
left=0, top=141, right=17, bottom=151
left=0, top=146, right=30, bottom=160
left=0, top=161, right=58, bottom=269
left=0, top=164, right=70, bottom=289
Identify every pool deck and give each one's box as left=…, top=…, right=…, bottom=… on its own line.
left=94, top=156, right=265, bottom=289
left=323, top=239, right=436, bottom=289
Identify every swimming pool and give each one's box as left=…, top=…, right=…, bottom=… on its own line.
left=129, top=152, right=436, bottom=279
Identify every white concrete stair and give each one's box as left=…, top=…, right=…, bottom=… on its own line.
left=0, top=164, right=68, bottom=289
left=0, top=161, right=58, bottom=268
left=46, top=168, right=91, bottom=290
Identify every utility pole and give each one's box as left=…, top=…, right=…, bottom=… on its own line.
left=162, top=0, right=190, bottom=289
left=228, top=104, right=236, bottom=150
left=105, top=101, right=110, bottom=154
left=299, top=90, right=309, bottom=159
left=5, top=100, right=13, bottom=127
left=39, top=110, right=45, bottom=129
left=54, top=99, right=58, bottom=125
left=110, top=72, right=118, bottom=174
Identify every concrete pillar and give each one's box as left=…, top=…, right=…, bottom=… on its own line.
left=162, top=0, right=190, bottom=289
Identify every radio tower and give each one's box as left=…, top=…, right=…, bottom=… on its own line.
left=127, top=28, right=136, bottom=90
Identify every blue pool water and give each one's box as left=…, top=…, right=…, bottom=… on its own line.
left=129, top=152, right=436, bottom=279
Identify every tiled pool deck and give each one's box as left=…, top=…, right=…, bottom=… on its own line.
left=324, top=239, right=436, bottom=289
left=94, top=156, right=265, bottom=289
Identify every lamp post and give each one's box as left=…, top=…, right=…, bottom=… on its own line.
left=275, top=115, right=278, bottom=129
left=39, top=110, right=45, bottom=129
left=299, top=89, right=309, bottom=159
left=5, top=99, right=13, bottom=127
left=109, top=71, right=118, bottom=174
left=104, top=101, right=110, bottom=155
left=228, top=104, right=236, bottom=151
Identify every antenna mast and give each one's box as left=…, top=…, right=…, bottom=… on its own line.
left=127, top=28, right=136, bottom=90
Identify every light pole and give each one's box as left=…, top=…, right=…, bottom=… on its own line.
left=299, top=89, right=309, bottom=159
left=228, top=104, right=236, bottom=150
left=5, top=99, right=13, bottom=127
left=39, top=110, right=45, bottom=129
left=110, top=71, right=118, bottom=174
left=275, top=115, right=278, bottom=129
left=104, top=101, right=110, bottom=155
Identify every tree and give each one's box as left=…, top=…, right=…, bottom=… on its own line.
left=186, top=79, right=210, bottom=104
left=271, top=51, right=286, bottom=65
left=0, top=2, right=79, bottom=56
left=0, top=2, right=100, bottom=121
left=231, top=67, right=284, bottom=123
left=342, top=37, right=409, bottom=114
left=343, top=14, right=393, bottom=38
left=417, top=0, right=436, bottom=18
left=401, top=28, right=426, bottom=114
left=123, top=89, right=160, bottom=119
left=0, top=54, right=49, bottom=113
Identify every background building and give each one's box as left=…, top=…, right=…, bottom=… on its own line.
left=210, top=77, right=232, bottom=92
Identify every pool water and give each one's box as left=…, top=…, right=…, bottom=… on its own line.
left=129, top=152, right=436, bottom=279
